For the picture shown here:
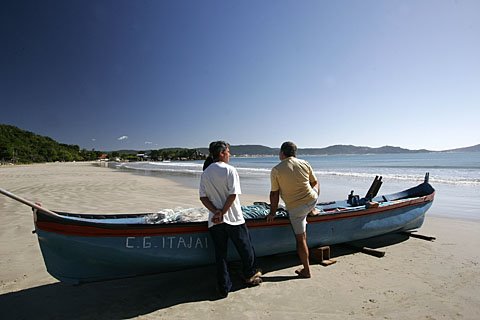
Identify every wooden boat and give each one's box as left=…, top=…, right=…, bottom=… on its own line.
left=0, top=174, right=434, bottom=284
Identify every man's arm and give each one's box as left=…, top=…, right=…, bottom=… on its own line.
left=200, top=196, right=222, bottom=224
left=200, top=194, right=237, bottom=224
left=308, top=164, right=319, bottom=194
left=221, top=194, right=237, bottom=215
left=200, top=196, right=217, bottom=213
left=267, top=190, right=280, bottom=222
left=310, top=180, right=320, bottom=195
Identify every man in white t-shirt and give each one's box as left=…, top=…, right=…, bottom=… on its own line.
left=199, top=141, right=261, bottom=298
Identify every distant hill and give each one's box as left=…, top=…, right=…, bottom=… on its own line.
left=442, top=144, right=480, bottom=153
left=169, top=143, right=480, bottom=156
left=0, top=124, right=99, bottom=163
left=298, top=144, right=430, bottom=155
left=0, top=125, right=204, bottom=163
left=197, top=145, right=276, bottom=156
left=2, top=124, right=479, bottom=162
left=198, top=144, right=433, bottom=156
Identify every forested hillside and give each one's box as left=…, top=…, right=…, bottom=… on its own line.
left=0, top=124, right=99, bottom=163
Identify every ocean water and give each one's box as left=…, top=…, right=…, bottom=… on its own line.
left=111, top=152, right=480, bottom=221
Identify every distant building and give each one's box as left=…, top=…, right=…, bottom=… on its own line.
left=136, top=153, right=149, bottom=161
left=98, top=154, right=109, bottom=161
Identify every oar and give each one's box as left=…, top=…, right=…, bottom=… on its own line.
left=0, top=187, right=62, bottom=218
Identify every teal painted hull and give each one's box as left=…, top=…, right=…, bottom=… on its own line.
left=34, top=182, right=434, bottom=284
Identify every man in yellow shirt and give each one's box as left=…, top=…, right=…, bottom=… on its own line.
left=267, top=141, right=319, bottom=278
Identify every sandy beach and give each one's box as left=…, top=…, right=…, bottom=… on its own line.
left=1, top=162, right=479, bottom=319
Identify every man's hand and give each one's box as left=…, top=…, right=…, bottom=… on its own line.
left=266, top=212, right=276, bottom=223
left=211, top=209, right=223, bottom=224
left=267, top=190, right=280, bottom=223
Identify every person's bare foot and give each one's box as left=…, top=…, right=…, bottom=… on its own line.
left=295, top=268, right=311, bottom=278
left=308, top=208, right=320, bottom=216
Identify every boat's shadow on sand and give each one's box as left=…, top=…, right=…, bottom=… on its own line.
left=0, top=233, right=410, bottom=319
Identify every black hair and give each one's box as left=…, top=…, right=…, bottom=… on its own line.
left=202, top=141, right=218, bottom=171
left=202, top=156, right=214, bottom=171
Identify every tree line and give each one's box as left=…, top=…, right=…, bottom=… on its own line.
left=148, top=148, right=204, bottom=161
left=0, top=124, right=102, bottom=163
left=0, top=124, right=205, bottom=164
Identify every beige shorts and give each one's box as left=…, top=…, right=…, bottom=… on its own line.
left=288, top=198, right=317, bottom=235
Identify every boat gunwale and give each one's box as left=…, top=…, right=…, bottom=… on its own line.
left=34, top=192, right=434, bottom=237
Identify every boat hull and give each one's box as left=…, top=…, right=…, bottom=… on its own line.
left=35, top=195, right=433, bottom=284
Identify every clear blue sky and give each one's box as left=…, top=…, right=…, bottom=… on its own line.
left=1, top=0, right=479, bottom=151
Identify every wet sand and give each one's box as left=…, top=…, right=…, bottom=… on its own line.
left=0, top=162, right=479, bottom=319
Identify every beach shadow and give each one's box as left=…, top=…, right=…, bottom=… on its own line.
left=227, top=253, right=304, bottom=284
left=260, top=275, right=299, bottom=282
left=256, top=252, right=304, bottom=282
left=325, top=232, right=411, bottom=259
left=0, top=233, right=411, bottom=319
left=0, top=266, right=215, bottom=319
left=0, top=254, right=301, bottom=320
